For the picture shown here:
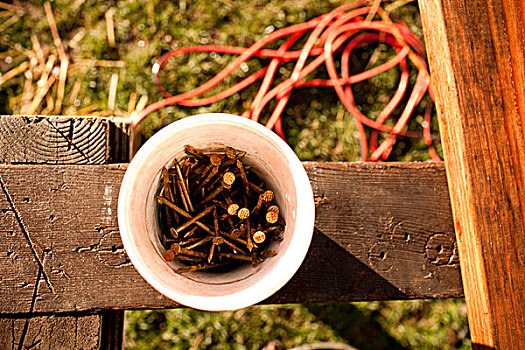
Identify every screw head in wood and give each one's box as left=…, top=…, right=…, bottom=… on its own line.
left=266, top=210, right=278, bottom=224
left=253, top=230, right=266, bottom=244
left=237, top=207, right=250, bottom=220
left=223, top=171, right=236, bottom=186
left=227, top=203, right=240, bottom=215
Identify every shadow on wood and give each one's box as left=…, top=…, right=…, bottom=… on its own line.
left=0, top=162, right=462, bottom=314
left=268, top=229, right=406, bottom=304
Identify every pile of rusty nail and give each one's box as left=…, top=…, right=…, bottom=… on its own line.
left=156, top=145, right=285, bottom=274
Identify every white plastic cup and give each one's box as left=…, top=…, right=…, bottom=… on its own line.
left=118, top=113, right=315, bottom=311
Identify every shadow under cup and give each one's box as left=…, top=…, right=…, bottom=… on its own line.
left=119, top=114, right=313, bottom=310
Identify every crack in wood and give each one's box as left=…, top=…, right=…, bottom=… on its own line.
left=24, top=338, right=41, bottom=350
left=72, top=227, right=131, bottom=268
left=11, top=319, right=15, bottom=350
left=74, top=316, right=78, bottom=348
left=16, top=253, right=43, bottom=350
left=45, top=119, right=93, bottom=164
left=47, top=321, right=55, bottom=346
left=67, top=120, right=74, bottom=151
left=26, top=320, right=43, bottom=350
left=50, top=263, right=71, bottom=279
left=0, top=174, right=55, bottom=292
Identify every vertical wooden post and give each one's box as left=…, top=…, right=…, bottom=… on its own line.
left=419, top=0, right=525, bottom=348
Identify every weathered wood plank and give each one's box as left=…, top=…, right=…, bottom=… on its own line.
left=0, top=314, right=101, bottom=350
left=420, top=0, right=525, bottom=348
left=0, top=115, right=129, bottom=164
left=0, top=162, right=461, bottom=314
left=0, top=115, right=128, bottom=349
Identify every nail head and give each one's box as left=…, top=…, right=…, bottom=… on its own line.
left=227, top=203, right=240, bottom=215
left=253, top=231, right=266, bottom=244
left=266, top=211, right=278, bottom=224
left=238, top=208, right=250, bottom=220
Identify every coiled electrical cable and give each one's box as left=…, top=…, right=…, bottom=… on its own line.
left=134, top=2, right=440, bottom=161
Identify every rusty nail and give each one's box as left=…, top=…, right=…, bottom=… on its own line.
left=266, top=210, right=279, bottom=224
left=184, top=145, right=208, bottom=162
left=169, top=227, right=179, bottom=239
left=253, top=230, right=266, bottom=244
left=164, top=249, right=175, bottom=261
left=173, top=205, right=215, bottom=234
left=237, top=207, right=250, bottom=220
left=227, top=203, right=240, bottom=216
left=174, top=159, right=194, bottom=212
left=175, top=261, right=231, bottom=274
left=209, top=154, right=222, bottom=166
left=171, top=243, right=207, bottom=258
left=184, top=236, right=213, bottom=250
left=218, top=252, right=252, bottom=261
left=223, top=171, right=236, bottom=186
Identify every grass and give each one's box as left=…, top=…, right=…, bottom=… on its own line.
left=1, top=0, right=466, bottom=348
left=125, top=300, right=470, bottom=349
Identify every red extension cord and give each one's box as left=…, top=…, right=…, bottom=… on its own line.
left=133, top=2, right=440, bottom=162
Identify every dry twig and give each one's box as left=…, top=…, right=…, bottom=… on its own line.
left=108, top=72, right=118, bottom=111
left=0, top=61, right=29, bottom=86
left=105, top=8, right=117, bottom=47
left=0, top=14, right=19, bottom=32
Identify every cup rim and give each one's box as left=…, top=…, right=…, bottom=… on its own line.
left=118, top=113, right=315, bottom=310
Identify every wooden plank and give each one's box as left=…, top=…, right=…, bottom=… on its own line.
left=0, top=162, right=462, bottom=314
left=0, top=115, right=129, bottom=164
left=0, top=314, right=102, bottom=350
left=419, top=0, right=525, bottom=348
left=0, top=115, right=128, bottom=349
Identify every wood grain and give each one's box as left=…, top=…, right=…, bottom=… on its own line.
left=0, top=162, right=462, bottom=314
left=0, top=115, right=128, bottom=349
left=419, top=0, right=525, bottom=348
left=0, top=115, right=129, bottom=164
left=0, top=314, right=101, bottom=350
